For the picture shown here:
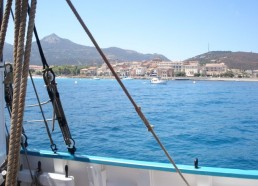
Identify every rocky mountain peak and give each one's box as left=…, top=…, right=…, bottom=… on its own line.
left=41, top=33, right=62, bottom=43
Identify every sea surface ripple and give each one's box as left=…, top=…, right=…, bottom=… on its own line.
left=18, top=78, right=258, bottom=170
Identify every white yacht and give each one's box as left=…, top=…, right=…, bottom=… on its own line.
left=150, top=77, right=167, bottom=84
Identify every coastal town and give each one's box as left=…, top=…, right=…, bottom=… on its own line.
left=30, top=58, right=258, bottom=79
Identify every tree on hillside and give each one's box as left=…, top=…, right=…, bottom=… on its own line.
left=52, top=65, right=86, bottom=76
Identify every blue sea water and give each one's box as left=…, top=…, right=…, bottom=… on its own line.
left=14, top=78, right=258, bottom=170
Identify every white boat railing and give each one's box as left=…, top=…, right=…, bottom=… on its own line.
left=19, top=150, right=258, bottom=186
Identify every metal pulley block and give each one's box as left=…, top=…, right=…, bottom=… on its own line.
left=3, top=63, right=13, bottom=111
left=42, top=68, right=76, bottom=154
left=3, top=63, right=13, bottom=84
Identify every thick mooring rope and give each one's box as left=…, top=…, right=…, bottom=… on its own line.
left=6, top=0, right=27, bottom=185
left=6, top=0, right=37, bottom=185
left=0, top=0, right=13, bottom=57
left=13, top=0, right=21, bottom=70
left=7, top=0, right=28, bottom=184
left=65, top=1, right=190, bottom=186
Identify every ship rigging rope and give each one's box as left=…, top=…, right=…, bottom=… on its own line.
left=7, top=0, right=28, bottom=184
left=28, top=4, right=76, bottom=154
left=7, top=5, right=59, bottom=153
left=29, top=70, right=57, bottom=152
left=65, top=1, right=190, bottom=186
left=0, top=0, right=12, bottom=58
left=5, top=0, right=37, bottom=185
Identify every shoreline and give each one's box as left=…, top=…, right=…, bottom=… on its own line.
left=74, top=76, right=258, bottom=82
left=30, top=75, right=258, bottom=82
left=175, top=77, right=258, bottom=82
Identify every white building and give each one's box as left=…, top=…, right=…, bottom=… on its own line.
left=184, top=61, right=200, bottom=77
left=135, top=67, right=147, bottom=76
left=171, top=61, right=184, bottom=73
left=157, top=61, right=173, bottom=77
left=205, top=63, right=227, bottom=76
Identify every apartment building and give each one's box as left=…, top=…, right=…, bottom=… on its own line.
left=205, top=63, right=227, bottom=76
left=171, top=61, right=184, bottom=73
left=80, top=67, right=98, bottom=76
left=184, top=61, right=200, bottom=77
left=156, top=61, right=173, bottom=77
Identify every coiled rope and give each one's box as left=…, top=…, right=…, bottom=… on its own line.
left=5, top=0, right=37, bottom=185
left=65, top=1, right=190, bottom=186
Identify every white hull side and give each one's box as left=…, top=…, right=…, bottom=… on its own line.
left=150, top=81, right=167, bottom=84
left=17, top=150, right=258, bottom=186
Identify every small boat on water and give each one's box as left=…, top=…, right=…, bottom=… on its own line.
left=93, top=76, right=100, bottom=80
left=150, top=77, right=167, bottom=84
left=122, top=76, right=133, bottom=80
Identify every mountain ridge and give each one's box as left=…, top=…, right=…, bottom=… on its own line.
left=3, top=34, right=258, bottom=70
left=186, top=51, right=258, bottom=70
left=3, top=33, right=170, bottom=66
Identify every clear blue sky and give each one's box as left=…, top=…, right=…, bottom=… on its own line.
left=5, top=0, right=258, bottom=60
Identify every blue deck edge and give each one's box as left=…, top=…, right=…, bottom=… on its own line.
left=22, top=149, right=258, bottom=180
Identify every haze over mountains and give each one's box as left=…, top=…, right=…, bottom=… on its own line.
left=3, top=34, right=169, bottom=66
left=3, top=34, right=258, bottom=70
